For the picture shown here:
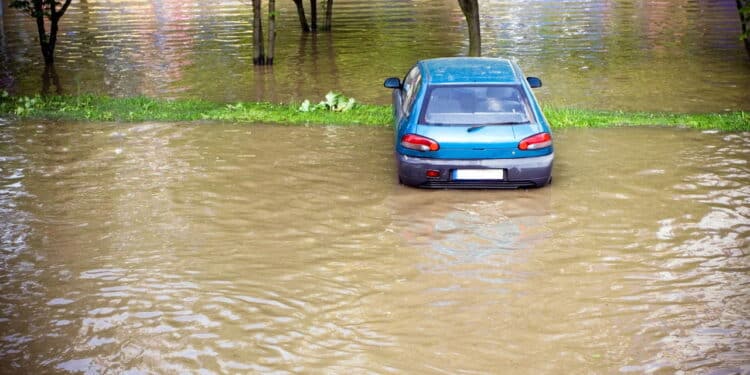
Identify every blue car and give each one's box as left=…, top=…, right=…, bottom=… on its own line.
left=383, top=57, right=554, bottom=189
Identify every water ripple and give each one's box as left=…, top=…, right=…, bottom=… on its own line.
left=0, top=124, right=748, bottom=372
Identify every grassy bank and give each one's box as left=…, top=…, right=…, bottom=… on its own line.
left=1, top=94, right=749, bottom=131
left=0, top=94, right=392, bottom=126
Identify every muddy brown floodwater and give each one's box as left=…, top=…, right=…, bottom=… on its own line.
left=0, top=119, right=748, bottom=373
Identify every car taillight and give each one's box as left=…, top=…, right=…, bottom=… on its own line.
left=401, top=134, right=440, bottom=152
left=518, top=132, right=552, bottom=150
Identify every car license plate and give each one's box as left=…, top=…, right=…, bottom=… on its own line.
left=453, top=169, right=504, bottom=180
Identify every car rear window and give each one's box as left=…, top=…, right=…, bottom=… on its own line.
left=420, top=85, right=533, bottom=125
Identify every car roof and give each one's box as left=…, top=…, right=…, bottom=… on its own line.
left=418, top=57, right=520, bottom=85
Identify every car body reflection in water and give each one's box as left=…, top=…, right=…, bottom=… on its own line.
left=390, top=188, right=552, bottom=284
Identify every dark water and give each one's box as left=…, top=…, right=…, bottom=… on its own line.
left=0, top=120, right=748, bottom=373
left=1, top=0, right=749, bottom=112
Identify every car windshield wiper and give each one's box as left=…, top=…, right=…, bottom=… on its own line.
left=467, top=121, right=529, bottom=132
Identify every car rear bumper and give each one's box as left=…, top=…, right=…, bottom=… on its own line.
left=397, top=152, right=553, bottom=189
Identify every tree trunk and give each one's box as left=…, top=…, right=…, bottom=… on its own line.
left=267, top=0, right=276, bottom=65
left=31, top=0, right=72, bottom=65
left=292, top=0, right=310, bottom=32
left=457, top=0, right=481, bottom=57
left=310, top=0, right=317, bottom=32
left=252, top=0, right=265, bottom=65
left=739, top=0, right=750, bottom=57
left=41, top=63, right=62, bottom=95
left=49, top=0, right=60, bottom=64
left=322, top=0, right=333, bottom=31
left=32, top=0, right=51, bottom=64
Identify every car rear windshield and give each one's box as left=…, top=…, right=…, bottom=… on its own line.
left=420, top=85, right=533, bottom=126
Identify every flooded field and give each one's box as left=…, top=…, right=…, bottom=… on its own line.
left=1, top=0, right=749, bottom=112
left=0, top=120, right=748, bottom=373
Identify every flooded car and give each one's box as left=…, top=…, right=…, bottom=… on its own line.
left=384, top=57, right=553, bottom=188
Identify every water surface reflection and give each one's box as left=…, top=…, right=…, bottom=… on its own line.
left=1, top=0, right=748, bottom=111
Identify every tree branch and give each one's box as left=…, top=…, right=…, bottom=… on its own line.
left=58, top=0, right=73, bottom=19
left=49, top=0, right=57, bottom=21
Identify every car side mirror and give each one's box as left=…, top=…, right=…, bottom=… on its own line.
left=384, top=77, right=402, bottom=89
left=526, top=77, right=542, bottom=88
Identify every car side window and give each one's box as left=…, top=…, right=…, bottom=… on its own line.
left=401, top=66, right=422, bottom=117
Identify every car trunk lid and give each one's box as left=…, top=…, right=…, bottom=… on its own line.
left=415, top=123, right=542, bottom=159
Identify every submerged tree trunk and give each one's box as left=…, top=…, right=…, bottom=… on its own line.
left=310, top=0, right=318, bottom=32
left=322, top=0, right=333, bottom=31
left=739, top=0, right=750, bottom=57
left=267, top=0, right=276, bottom=64
left=457, top=0, right=481, bottom=57
left=293, top=0, right=329, bottom=33
left=41, top=63, right=62, bottom=95
left=292, top=0, right=310, bottom=32
left=252, top=0, right=265, bottom=64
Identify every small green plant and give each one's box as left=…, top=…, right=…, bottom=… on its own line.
left=14, top=96, right=40, bottom=116
left=226, top=102, right=246, bottom=111
left=299, top=92, right=356, bottom=113
left=0, top=91, right=9, bottom=113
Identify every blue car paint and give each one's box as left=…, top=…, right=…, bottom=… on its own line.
left=386, top=57, right=554, bottom=188
left=413, top=124, right=549, bottom=160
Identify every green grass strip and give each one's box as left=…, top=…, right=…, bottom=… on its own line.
left=1, top=94, right=748, bottom=132
left=0, top=94, right=391, bottom=126
left=544, top=106, right=750, bottom=132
